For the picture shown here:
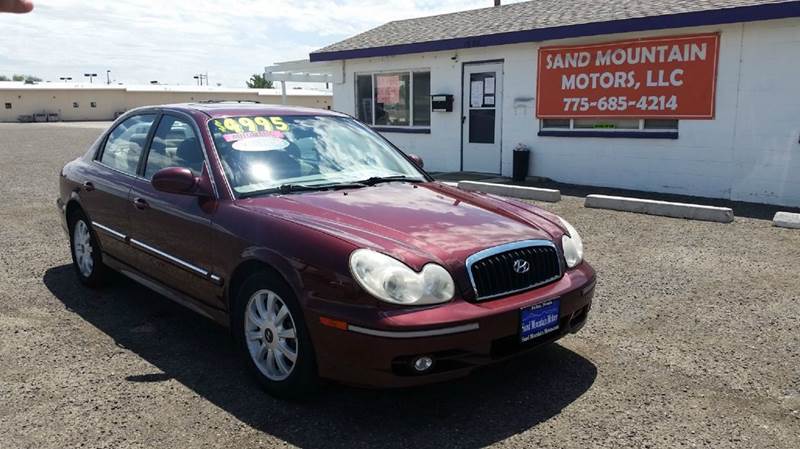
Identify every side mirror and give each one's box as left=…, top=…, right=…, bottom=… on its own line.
left=152, top=167, right=201, bottom=195
left=408, top=153, right=424, bottom=169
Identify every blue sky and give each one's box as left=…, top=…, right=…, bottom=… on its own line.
left=0, top=0, right=525, bottom=87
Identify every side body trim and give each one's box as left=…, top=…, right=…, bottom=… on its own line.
left=104, top=254, right=228, bottom=324
left=347, top=322, right=479, bottom=338
left=92, top=221, right=126, bottom=241
left=130, top=238, right=210, bottom=277
left=91, top=221, right=222, bottom=285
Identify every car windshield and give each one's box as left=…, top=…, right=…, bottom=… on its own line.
left=207, top=115, right=426, bottom=196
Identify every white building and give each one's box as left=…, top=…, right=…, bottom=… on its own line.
left=310, top=0, right=800, bottom=207
left=0, top=82, right=331, bottom=123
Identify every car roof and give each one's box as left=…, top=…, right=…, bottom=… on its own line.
left=153, top=102, right=347, bottom=119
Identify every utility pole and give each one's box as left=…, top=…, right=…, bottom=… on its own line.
left=193, top=73, right=208, bottom=86
left=84, top=73, right=98, bottom=84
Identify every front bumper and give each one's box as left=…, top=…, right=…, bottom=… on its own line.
left=307, top=262, right=596, bottom=388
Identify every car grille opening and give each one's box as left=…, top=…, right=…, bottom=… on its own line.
left=468, top=243, right=561, bottom=300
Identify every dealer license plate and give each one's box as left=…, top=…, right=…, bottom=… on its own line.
left=520, top=299, right=560, bottom=343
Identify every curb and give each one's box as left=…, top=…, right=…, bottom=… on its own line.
left=457, top=181, right=561, bottom=202
left=584, top=194, right=734, bottom=223
left=773, top=211, right=800, bottom=229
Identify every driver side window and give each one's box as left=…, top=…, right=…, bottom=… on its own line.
left=99, top=114, right=157, bottom=175
left=144, top=115, right=205, bottom=179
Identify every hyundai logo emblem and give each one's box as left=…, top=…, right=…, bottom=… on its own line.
left=513, top=259, right=530, bottom=274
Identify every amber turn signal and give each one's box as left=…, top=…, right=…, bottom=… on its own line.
left=319, top=316, right=348, bottom=330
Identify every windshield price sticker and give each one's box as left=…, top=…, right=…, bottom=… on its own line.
left=222, top=130, right=284, bottom=143
left=536, top=33, right=720, bottom=119
left=231, top=136, right=290, bottom=151
left=212, top=116, right=290, bottom=141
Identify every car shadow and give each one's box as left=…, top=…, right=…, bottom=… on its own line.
left=44, top=264, right=597, bottom=449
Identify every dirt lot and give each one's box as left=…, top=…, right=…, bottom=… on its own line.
left=1, top=122, right=798, bottom=449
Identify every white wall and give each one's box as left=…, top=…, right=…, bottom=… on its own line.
left=0, top=87, right=331, bottom=122
left=731, top=19, right=800, bottom=205
left=334, top=53, right=465, bottom=172
left=332, top=18, right=800, bottom=207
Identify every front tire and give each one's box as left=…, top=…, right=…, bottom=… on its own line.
left=233, top=272, right=318, bottom=399
left=68, top=210, right=108, bottom=287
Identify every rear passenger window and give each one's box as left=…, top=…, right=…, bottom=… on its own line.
left=99, top=114, right=157, bottom=175
left=144, top=115, right=205, bottom=179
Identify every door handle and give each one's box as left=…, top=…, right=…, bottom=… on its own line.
left=82, top=181, right=95, bottom=192
left=132, top=197, right=149, bottom=210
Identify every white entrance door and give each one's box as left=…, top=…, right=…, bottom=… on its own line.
left=462, top=62, right=503, bottom=173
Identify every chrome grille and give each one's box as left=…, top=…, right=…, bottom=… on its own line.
left=467, top=240, right=562, bottom=301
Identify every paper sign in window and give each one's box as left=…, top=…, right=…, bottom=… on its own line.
left=376, top=75, right=401, bottom=104
left=470, top=80, right=484, bottom=107
left=484, top=77, right=495, bottom=94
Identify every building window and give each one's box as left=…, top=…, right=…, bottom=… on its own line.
left=4, top=103, right=11, bottom=110
left=541, top=118, right=678, bottom=132
left=73, top=102, right=79, bottom=108
left=412, top=72, right=430, bottom=126
left=90, top=101, right=97, bottom=108
left=355, top=70, right=431, bottom=128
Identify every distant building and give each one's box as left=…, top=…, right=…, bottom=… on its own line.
left=311, top=0, right=800, bottom=207
left=0, top=82, right=332, bottom=122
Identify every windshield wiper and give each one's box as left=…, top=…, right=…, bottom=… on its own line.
left=238, top=184, right=322, bottom=198
left=357, top=175, right=424, bottom=186
left=238, top=177, right=423, bottom=198
left=238, top=182, right=369, bottom=198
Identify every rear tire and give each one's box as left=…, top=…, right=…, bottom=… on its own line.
left=232, top=272, right=318, bottom=399
left=68, top=210, right=108, bottom=287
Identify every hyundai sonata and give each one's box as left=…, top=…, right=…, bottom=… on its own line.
left=57, top=103, right=595, bottom=398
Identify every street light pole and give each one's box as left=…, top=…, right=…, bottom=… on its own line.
left=59, top=76, right=72, bottom=83
left=193, top=73, right=208, bottom=86
left=106, top=70, right=111, bottom=85
left=84, top=73, right=97, bottom=84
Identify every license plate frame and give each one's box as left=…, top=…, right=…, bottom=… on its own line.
left=520, top=299, right=560, bottom=343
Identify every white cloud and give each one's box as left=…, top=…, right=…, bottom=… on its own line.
left=0, top=0, right=525, bottom=87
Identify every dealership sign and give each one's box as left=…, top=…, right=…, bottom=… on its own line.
left=536, top=33, right=720, bottom=119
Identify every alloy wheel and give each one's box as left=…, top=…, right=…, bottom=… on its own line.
left=245, top=289, right=299, bottom=381
left=73, top=220, right=94, bottom=277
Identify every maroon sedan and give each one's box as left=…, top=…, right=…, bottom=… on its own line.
left=57, top=103, right=595, bottom=398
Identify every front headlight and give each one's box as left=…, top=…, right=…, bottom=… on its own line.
left=559, top=217, right=584, bottom=268
left=349, top=249, right=455, bottom=305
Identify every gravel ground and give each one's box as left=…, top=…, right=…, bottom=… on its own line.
left=1, top=122, right=798, bottom=449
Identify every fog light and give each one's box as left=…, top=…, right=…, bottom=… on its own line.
left=412, top=356, right=434, bottom=373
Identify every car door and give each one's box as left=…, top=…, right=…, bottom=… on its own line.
left=126, top=112, right=221, bottom=308
left=82, top=113, right=158, bottom=265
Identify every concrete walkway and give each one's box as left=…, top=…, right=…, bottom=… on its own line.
left=431, top=171, right=800, bottom=220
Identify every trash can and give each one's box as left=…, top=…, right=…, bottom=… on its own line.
left=512, top=144, right=530, bottom=182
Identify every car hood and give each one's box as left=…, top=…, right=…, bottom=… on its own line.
left=237, top=182, right=564, bottom=270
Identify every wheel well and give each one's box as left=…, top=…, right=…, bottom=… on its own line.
left=227, top=259, right=286, bottom=310
left=65, top=200, right=83, bottom=227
